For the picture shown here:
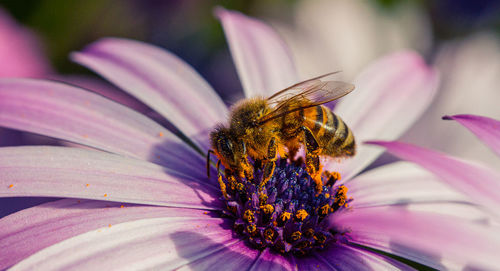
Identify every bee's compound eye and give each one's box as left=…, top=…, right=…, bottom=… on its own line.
left=218, top=138, right=234, bottom=161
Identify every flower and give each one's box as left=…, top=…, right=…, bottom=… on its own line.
left=369, top=114, right=500, bottom=217
left=0, top=7, right=150, bottom=217
left=402, top=33, right=500, bottom=168
left=0, top=8, right=499, bottom=270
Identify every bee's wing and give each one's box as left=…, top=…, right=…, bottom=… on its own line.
left=258, top=73, right=354, bottom=125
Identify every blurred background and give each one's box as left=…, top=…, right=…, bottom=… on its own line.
left=0, top=0, right=499, bottom=214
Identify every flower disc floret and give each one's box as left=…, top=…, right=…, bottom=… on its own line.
left=219, top=159, right=351, bottom=255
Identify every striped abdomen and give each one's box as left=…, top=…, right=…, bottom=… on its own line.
left=303, top=105, right=356, bottom=157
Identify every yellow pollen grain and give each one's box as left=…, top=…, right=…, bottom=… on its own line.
left=108, top=224, right=112, bottom=228
left=332, top=171, right=341, bottom=181
left=8, top=184, right=13, bottom=188
left=86, top=184, right=90, bottom=187
left=120, top=205, right=124, bottom=208
left=104, top=193, right=108, bottom=197
left=82, top=134, right=89, bottom=138
left=158, top=132, right=164, bottom=137
left=295, top=209, right=309, bottom=221
left=203, top=211, right=208, bottom=215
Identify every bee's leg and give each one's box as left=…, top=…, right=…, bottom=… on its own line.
left=216, top=160, right=228, bottom=199
left=302, top=127, right=323, bottom=192
left=240, top=158, right=254, bottom=180
left=239, top=141, right=254, bottom=180
left=260, top=137, right=278, bottom=190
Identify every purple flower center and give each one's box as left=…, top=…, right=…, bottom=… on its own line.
left=219, top=158, right=351, bottom=255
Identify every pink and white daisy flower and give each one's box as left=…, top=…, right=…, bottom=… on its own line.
left=1, top=8, right=499, bottom=270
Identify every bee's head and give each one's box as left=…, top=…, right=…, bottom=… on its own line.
left=210, top=126, right=241, bottom=168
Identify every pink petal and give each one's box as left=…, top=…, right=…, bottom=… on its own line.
left=310, top=243, right=414, bottom=270
left=0, top=78, right=205, bottom=177
left=0, top=199, right=211, bottom=269
left=248, top=249, right=295, bottom=271
left=51, top=75, right=152, bottom=114
left=347, top=162, right=470, bottom=208
left=347, top=162, right=490, bottom=222
left=176, top=241, right=258, bottom=271
left=0, top=146, right=221, bottom=209
left=71, top=38, right=227, bottom=149
left=331, top=207, right=500, bottom=270
left=367, top=141, right=500, bottom=217
left=328, top=52, right=439, bottom=180
left=443, top=114, right=500, bottom=158
left=10, top=216, right=239, bottom=270
left=0, top=8, right=51, bottom=77
left=215, top=7, right=298, bottom=98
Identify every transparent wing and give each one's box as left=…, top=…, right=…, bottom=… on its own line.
left=258, top=73, right=355, bottom=124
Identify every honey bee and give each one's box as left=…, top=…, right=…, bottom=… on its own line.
left=207, top=72, right=356, bottom=193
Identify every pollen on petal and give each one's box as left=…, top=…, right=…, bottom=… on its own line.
left=82, top=134, right=89, bottom=138
left=158, top=132, right=164, bottom=137
left=104, top=193, right=108, bottom=197
left=120, top=205, right=124, bottom=208
left=108, top=224, right=112, bottom=228
left=85, top=184, right=90, bottom=187
left=8, top=184, right=14, bottom=188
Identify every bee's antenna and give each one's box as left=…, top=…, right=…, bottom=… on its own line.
left=207, top=150, right=215, bottom=178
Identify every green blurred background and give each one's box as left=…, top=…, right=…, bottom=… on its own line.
left=1, top=0, right=499, bottom=102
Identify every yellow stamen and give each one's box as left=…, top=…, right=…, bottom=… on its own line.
left=264, top=228, right=275, bottom=241
left=261, top=204, right=274, bottom=215
left=319, top=204, right=331, bottom=216
left=335, top=185, right=348, bottom=206
left=295, top=209, right=309, bottom=221
left=259, top=193, right=268, bottom=205
left=246, top=224, right=257, bottom=235
left=243, top=210, right=255, bottom=223
left=279, top=212, right=291, bottom=222
left=291, top=231, right=302, bottom=241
